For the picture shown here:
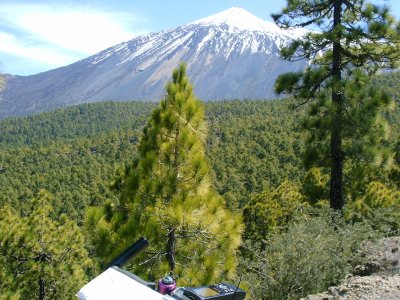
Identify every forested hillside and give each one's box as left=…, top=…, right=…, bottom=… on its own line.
left=1, top=72, right=398, bottom=216
left=0, top=99, right=306, bottom=219
left=2, top=0, right=400, bottom=296
left=0, top=72, right=399, bottom=299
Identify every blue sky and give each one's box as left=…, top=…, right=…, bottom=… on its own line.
left=0, top=0, right=399, bottom=76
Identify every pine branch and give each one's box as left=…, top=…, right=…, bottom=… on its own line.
left=139, top=251, right=165, bottom=266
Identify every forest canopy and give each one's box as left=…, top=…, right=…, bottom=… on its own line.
left=0, top=70, right=399, bottom=299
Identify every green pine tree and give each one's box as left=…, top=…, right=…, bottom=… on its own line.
left=273, top=0, right=400, bottom=210
left=0, top=190, right=93, bottom=299
left=243, top=181, right=305, bottom=246
left=341, top=178, right=400, bottom=235
left=301, top=167, right=329, bottom=206
left=86, top=63, right=242, bottom=285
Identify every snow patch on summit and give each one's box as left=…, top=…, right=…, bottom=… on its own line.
left=191, top=6, right=306, bottom=38
left=89, top=7, right=308, bottom=67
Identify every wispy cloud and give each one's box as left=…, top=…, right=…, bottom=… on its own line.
left=0, top=32, right=73, bottom=66
left=0, top=3, right=149, bottom=74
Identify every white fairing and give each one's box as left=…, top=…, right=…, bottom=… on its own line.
left=77, top=268, right=174, bottom=300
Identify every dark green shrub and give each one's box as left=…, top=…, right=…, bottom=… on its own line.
left=243, top=208, right=378, bottom=300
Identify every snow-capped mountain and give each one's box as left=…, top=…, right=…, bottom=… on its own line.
left=0, top=7, right=307, bottom=119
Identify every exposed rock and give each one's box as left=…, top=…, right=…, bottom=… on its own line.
left=302, top=237, right=400, bottom=300
left=353, top=237, right=400, bottom=277
left=303, top=275, right=400, bottom=300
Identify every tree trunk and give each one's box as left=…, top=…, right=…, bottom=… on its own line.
left=330, top=0, right=344, bottom=211
left=166, top=228, right=176, bottom=272
left=39, top=278, right=45, bottom=300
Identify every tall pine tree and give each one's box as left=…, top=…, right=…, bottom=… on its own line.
left=273, top=0, right=400, bottom=210
left=0, top=190, right=93, bottom=299
left=86, top=63, right=242, bottom=285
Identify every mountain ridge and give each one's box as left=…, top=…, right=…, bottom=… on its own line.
left=0, top=7, right=307, bottom=119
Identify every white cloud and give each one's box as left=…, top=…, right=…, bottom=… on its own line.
left=0, top=32, right=76, bottom=67
left=0, top=4, right=148, bottom=73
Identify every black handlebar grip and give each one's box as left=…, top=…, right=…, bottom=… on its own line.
left=106, top=237, right=149, bottom=269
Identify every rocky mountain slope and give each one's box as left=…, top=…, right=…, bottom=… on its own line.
left=303, top=237, right=400, bottom=300
left=0, top=7, right=307, bottom=119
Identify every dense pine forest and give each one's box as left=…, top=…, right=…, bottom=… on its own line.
left=0, top=98, right=306, bottom=218
left=1, top=69, right=399, bottom=298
